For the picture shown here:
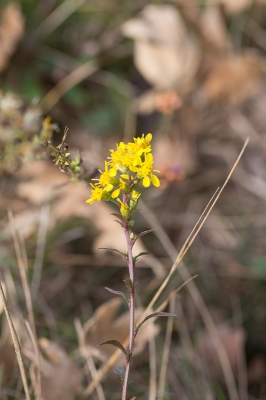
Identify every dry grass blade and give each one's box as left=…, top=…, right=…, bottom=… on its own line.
left=8, top=209, right=36, bottom=338
left=25, top=320, right=42, bottom=400
left=83, top=138, right=249, bottom=398
left=37, top=0, right=87, bottom=39
left=31, top=205, right=50, bottom=300
left=0, top=282, right=31, bottom=400
left=74, top=319, right=106, bottom=400
left=40, top=61, right=98, bottom=111
left=148, top=317, right=157, bottom=400
left=157, top=295, right=175, bottom=400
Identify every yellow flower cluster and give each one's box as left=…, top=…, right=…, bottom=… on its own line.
left=86, top=134, right=160, bottom=208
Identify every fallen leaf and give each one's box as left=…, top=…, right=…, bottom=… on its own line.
left=121, top=4, right=200, bottom=92
left=80, top=298, right=160, bottom=365
left=201, top=53, right=266, bottom=105
left=0, top=3, right=24, bottom=73
left=29, top=338, right=81, bottom=400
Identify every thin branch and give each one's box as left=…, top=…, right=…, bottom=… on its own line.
left=0, top=282, right=31, bottom=400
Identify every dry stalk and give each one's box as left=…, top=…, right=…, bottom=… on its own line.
left=0, top=282, right=31, bottom=400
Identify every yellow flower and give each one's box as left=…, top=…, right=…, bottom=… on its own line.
left=86, top=184, right=105, bottom=204
left=93, top=161, right=116, bottom=192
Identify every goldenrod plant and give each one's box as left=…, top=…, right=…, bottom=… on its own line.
left=86, top=134, right=176, bottom=400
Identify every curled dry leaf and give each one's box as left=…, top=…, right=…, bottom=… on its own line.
left=201, top=53, right=266, bottom=105
left=196, top=323, right=246, bottom=382
left=121, top=4, right=200, bottom=92
left=0, top=3, right=24, bottom=73
left=80, top=298, right=159, bottom=365
left=29, top=338, right=81, bottom=400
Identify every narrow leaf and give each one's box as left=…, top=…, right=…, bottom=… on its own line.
left=105, top=287, right=129, bottom=303
left=133, top=252, right=151, bottom=263
left=136, top=312, right=177, bottom=332
left=111, top=213, right=127, bottom=225
left=133, top=229, right=154, bottom=245
left=124, top=279, right=134, bottom=291
left=98, top=340, right=128, bottom=358
left=98, top=247, right=127, bottom=258
left=114, top=220, right=124, bottom=227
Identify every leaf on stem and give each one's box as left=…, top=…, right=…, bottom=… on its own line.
left=105, top=287, right=129, bottom=304
left=133, top=229, right=154, bottom=246
left=114, top=220, right=124, bottom=227
left=123, top=279, right=134, bottom=291
left=111, top=213, right=127, bottom=225
left=98, top=340, right=128, bottom=358
left=133, top=252, right=151, bottom=263
left=135, top=312, right=177, bottom=335
left=98, top=247, right=127, bottom=259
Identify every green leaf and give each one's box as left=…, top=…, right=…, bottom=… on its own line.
left=98, top=247, right=127, bottom=259
left=114, top=220, right=124, bottom=227
left=129, top=220, right=135, bottom=228
left=98, top=340, right=128, bottom=358
left=136, top=312, right=177, bottom=333
left=111, top=213, right=127, bottom=225
left=123, top=278, right=134, bottom=291
left=133, top=252, right=151, bottom=263
left=133, top=230, right=154, bottom=245
left=105, top=287, right=129, bottom=303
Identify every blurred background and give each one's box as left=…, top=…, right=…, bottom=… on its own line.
left=1, top=0, right=266, bottom=399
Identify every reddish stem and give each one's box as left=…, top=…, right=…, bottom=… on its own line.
left=122, top=194, right=135, bottom=400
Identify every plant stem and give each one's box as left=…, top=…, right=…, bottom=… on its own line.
left=122, top=195, right=135, bottom=400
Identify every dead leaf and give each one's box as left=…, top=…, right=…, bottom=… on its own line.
left=29, top=338, right=81, bottom=400
left=196, top=323, right=246, bottom=382
left=80, top=298, right=160, bottom=365
left=221, top=0, right=252, bottom=15
left=201, top=53, right=266, bottom=105
left=121, top=4, right=200, bottom=92
left=135, top=89, right=182, bottom=115
left=0, top=3, right=24, bottom=73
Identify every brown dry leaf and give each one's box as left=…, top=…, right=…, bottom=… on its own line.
left=196, top=323, right=246, bottom=382
left=201, top=53, right=266, bottom=105
left=30, top=338, right=81, bottom=400
left=0, top=3, right=24, bottom=73
left=80, top=298, right=159, bottom=365
left=121, top=4, right=200, bottom=92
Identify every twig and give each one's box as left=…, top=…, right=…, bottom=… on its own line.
left=8, top=210, right=36, bottom=339
left=148, top=318, right=157, bottom=400
left=0, top=282, right=31, bottom=400
left=157, top=295, right=175, bottom=400
left=31, top=205, right=50, bottom=300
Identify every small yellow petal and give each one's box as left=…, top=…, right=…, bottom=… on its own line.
left=151, top=174, right=160, bottom=187
left=105, top=184, right=113, bottom=192
left=143, top=176, right=150, bottom=187
left=109, top=168, right=117, bottom=177
left=111, top=188, right=120, bottom=198
left=146, top=133, right=152, bottom=142
left=86, top=198, right=94, bottom=204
